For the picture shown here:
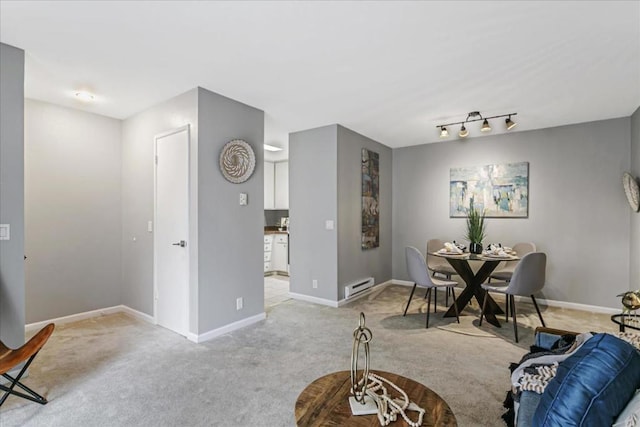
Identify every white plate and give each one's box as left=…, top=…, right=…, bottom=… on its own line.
left=484, top=254, right=514, bottom=259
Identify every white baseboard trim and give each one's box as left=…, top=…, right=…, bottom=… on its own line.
left=25, top=305, right=124, bottom=334
left=389, top=278, right=619, bottom=314
left=515, top=295, right=619, bottom=314
left=288, top=292, right=339, bottom=308
left=192, top=313, right=266, bottom=343
left=392, top=280, right=414, bottom=287
left=118, top=305, right=155, bottom=324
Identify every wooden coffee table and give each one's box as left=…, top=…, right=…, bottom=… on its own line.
left=295, top=370, right=457, bottom=426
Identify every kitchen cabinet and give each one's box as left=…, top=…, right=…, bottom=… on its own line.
left=274, top=161, right=289, bottom=209
left=264, top=161, right=275, bottom=209
left=271, top=233, right=289, bottom=274
left=263, top=234, right=273, bottom=273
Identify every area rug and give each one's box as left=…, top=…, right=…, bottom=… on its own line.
left=437, top=316, right=497, bottom=337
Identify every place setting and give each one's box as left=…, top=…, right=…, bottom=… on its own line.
left=480, top=244, right=518, bottom=260
left=435, top=241, right=469, bottom=258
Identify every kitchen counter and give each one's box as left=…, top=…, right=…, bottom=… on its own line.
left=264, top=227, right=288, bottom=235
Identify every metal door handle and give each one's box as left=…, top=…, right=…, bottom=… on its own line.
left=172, top=240, right=186, bottom=247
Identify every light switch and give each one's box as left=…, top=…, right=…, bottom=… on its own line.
left=239, top=192, right=248, bottom=206
left=0, top=224, right=9, bottom=240
left=147, top=221, right=153, bottom=233
left=325, top=220, right=334, bottom=230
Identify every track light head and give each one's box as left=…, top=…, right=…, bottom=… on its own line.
left=481, top=119, right=491, bottom=132
left=505, top=116, right=517, bottom=130
left=440, top=126, right=449, bottom=138
left=458, top=124, right=469, bottom=138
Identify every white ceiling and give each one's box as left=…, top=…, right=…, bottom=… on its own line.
left=1, top=1, right=639, bottom=161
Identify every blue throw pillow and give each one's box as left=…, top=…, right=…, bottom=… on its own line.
left=533, top=333, right=640, bottom=427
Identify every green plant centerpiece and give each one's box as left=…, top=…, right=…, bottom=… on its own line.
left=465, top=203, right=486, bottom=254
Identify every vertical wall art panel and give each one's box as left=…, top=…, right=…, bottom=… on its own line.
left=362, top=148, right=380, bottom=249
left=450, top=161, right=529, bottom=218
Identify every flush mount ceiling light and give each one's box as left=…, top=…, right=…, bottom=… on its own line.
left=263, top=144, right=283, bottom=152
left=74, top=91, right=95, bottom=102
left=436, top=111, right=517, bottom=139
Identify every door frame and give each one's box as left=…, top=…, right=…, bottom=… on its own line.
left=153, top=124, right=192, bottom=336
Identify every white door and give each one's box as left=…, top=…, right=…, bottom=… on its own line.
left=154, top=126, right=190, bottom=337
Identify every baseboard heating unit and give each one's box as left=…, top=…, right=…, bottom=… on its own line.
left=344, top=277, right=375, bottom=299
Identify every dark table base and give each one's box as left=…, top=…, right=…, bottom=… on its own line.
left=442, top=257, right=504, bottom=327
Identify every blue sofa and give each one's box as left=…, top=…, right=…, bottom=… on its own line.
left=510, top=327, right=640, bottom=427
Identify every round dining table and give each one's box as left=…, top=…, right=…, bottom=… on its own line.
left=431, top=252, right=519, bottom=328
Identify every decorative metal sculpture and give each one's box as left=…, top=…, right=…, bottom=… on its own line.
left=350, top=312, right=373, bottom=406
left=348, top=312, right=426, bottom=426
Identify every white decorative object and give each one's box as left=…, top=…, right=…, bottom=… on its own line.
left=623, top=172, right=640, bottom=212
left=219, top=139, right=256, bottom=184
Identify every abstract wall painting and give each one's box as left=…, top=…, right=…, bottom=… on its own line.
left=450, top=161, right=529, bottom=218
left=362, top=149, right=380, bottom=249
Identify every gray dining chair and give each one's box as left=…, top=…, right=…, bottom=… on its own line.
left=404, top=246, right=460, bottom=328
left=479, top=252, right=547, bottom=343
left=488, top=242, right=536, bottom=283
left=426, top=239, right=459, bottom=307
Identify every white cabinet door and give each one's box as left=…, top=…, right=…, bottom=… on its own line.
left=272, top=234, right=288, bottom=272
left=264, top=161, right=275, bottom=209
left=274, top=161, right=289, bottom=210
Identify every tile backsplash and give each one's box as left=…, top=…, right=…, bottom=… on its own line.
left=264, top=210, right=289, bottom=226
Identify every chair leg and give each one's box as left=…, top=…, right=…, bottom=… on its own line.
left=505, top=295, right=509, bottom=323
left=511, top=295, right=519, bottom=343
left=433, top=288, right=437, bottom=313
left=426, top=288, right=432, bottom=328
left=403, top=284, right=417, bottom=316
left=450, top=286, right=460, bottom=324
left=479, top=289, right=489, bottom=326
left=0, top=352, right=47, bottom=406
left=531, top=295, right=546, bottom=327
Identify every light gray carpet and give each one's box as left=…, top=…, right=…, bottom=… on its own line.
left=0, top=284, right=618, bottom=427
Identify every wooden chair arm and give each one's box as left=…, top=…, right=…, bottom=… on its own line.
left=0, top=324, right=55, bottom=375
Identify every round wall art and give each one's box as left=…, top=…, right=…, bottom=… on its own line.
left=219, top=139, right=256, bottom=184
left=623, top=172, right=640, bottom=212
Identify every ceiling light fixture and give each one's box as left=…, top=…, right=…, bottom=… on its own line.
left=74, top=91, right=95, bottom=102
left=436, top=111, right=517, bottom=139
left=263, top=144, right=283, bottom=152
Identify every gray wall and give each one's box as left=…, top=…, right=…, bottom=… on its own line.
left=0, top=43, right=25, bottom=347
left=337, top=125, right=392, bottom=299
left=289, top=125, right=338, bottom=300
left=393, top=118, right=631, bottom=309
left=196, top=87, right=264, bottom=333
left=121, top=89, right=198, bottom=327
left=631, top=106, right=640, bottom=291
left=24, top=100, right=122, bottom=322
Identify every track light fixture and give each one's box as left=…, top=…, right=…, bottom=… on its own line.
left=436, top=111, right=517, bottom=139
left=458, top=124, right=469, bottom=138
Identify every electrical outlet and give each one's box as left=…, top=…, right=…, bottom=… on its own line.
left=239, top=193, right=248, bottom=206
left=236, top=297, right=243, bottom=310
left=312, top=279, right=318, bottom=289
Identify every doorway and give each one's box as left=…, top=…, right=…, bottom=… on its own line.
left=154, top=125, right=190, bottom=336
